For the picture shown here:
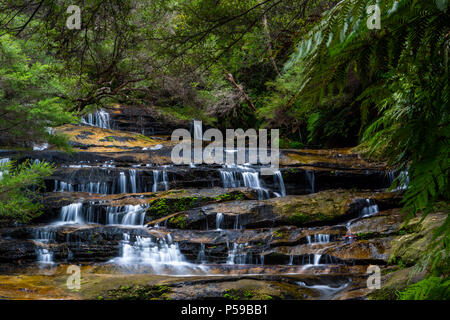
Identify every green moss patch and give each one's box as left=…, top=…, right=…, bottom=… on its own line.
left=108, top=285, right=171, bottom=300
left=146, top=190, right=249, bottom=221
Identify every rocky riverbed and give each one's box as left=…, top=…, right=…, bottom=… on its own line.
left=0, top=108, right=443, bottom=300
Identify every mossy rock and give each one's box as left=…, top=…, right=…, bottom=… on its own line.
left=146, top=190, right=250, bottom=221
left=388, top=213, right=446, bottom=266
left=108, top=284, right=172, bottom=300
left=167, top=214, right=188, bottom=229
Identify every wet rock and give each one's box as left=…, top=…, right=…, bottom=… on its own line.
left=168, top=278, right=310, bottom=300
left=0, top=239, right=37, bottom=262
left=347, top=208, right=405, bottom=236
left=55, top=124, right=169, bottom=151
left=181, top=190, right=403, bottom=229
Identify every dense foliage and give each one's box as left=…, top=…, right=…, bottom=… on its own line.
left=0, top=34, right=76, bottom=149
left=0, top=0, right=448, bottom=298
left=0, top=159, right=54, bottom=223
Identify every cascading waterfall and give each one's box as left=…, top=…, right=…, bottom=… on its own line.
left=54, top=180, right=110, bottom=193
left=152, top=170, right=169, bottom=192
left=60, top=203, right=83, bottom=224
left=226, top=242, right=248, bottom=265
left=53, top=168, right=142, bottom=194
left=59, top=203, right=147, bottom=225
left=306, top=234, right=331, bottom=244
left=81, top=109, right=110, bottom=129
left=219, top=165, right=274, bottom=200
left=36, top=248, right=54, bottom=264
left=111, top=233, right=206, bottom=274
left=106, top=204, right=147, bottom=225
left=54, top=181, right=74, bottom=192
left=220, top=170, right=240, bottom=188
left=82, top=182, right=109, bottom=194
left=302, top=231, right=332, bottom=267
left=360, top=199, right=379, bottom=218
left=242, top=171, right=270, bottom=200
left=121, top=205, right=147, bottom=225
left=345, top=199, right=380, bottom=230
left=33, top=228, right=56, bottom=264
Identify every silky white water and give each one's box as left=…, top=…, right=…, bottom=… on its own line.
left=81, top=109, right=110, bottom=129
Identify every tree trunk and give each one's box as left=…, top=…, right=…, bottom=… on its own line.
left=225, top=73, right=257, bottom=112
left=262, top=14, right=281, bottom=77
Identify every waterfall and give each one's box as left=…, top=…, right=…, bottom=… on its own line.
left=106, top=205, right=147, bottom=225
left=152, top=170, right=169, bottom=192
left=219, top=165, right=271, bottom=200
left=60, top=203, right=83, bottom=224
left=197, top=243, right=207, bottom=263
left=82, top=182, right=108, bottom=194
left=345, top=199, right=380, bottom=229
left=129, top=169, right=137, bottom=193
left=306, top=234, right=330, bottom=244
left=81, top=109, right=110, bottom=129
left=33, top=227, right=56, bottom=264
left=216, top=213, right=224, bottom=230
left=119, top=172, right=127, bottom=194
left=106, top=206, right=120, bottom=224
left=110, top=233, right=205, bottom=274
left=226, top=242, right=248, bottom=265
left=242, top=171, right=270, bottom=200
left=313, top=254, right=322, bottom=265
left=305, top=170, right=315, bottom=193
left=289, top=255, right=294, bottom=265
left=360, top=199, right=379, bottom=218
left=36, top=248, right=54, bottom=264
left=54, top=180, right=110, bottom=193
left=121, top=205, right=146, bottom=225
left=220, top=170, right=240, bottom=188
left=54, top=181, right=74, bottom=192
left=59, top=203, right=147, bottom=225
left=274, top=170, right=286, bottom=197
